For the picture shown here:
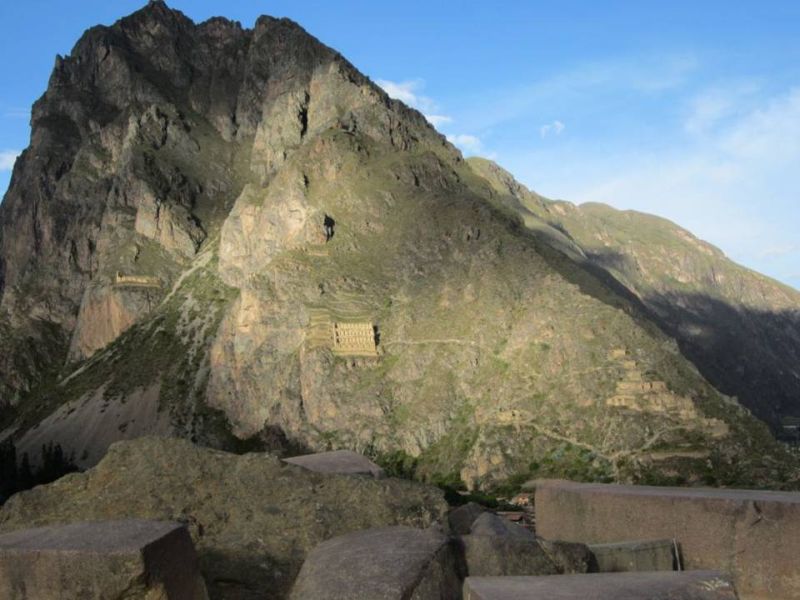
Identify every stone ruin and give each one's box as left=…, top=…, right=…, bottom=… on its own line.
left=305, top=307, right=379, bottom=357
left=114, top=272, right=161, bottom=288
left=332, top=322, right=378, bottom=357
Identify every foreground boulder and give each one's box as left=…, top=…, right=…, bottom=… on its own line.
left=0, top=437, right=448, bottom=600
left=461, top=535, right=591, bottom=578
left=535, top=479, right=800, bottom=599
left=290, top=527, right=461, bottom=600
left=0, top=519, right=207, bottom=599
left=282, top=449, right=385, bottom=478
left=470, top=512, right=535, bottom=540
left=463, top=571, right=738, bottom=600
left=462, top=512, right=590, bottom=578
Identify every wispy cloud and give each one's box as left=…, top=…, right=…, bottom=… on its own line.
left=3, top=108, right=30, bottom=119
left=425, top=114, right=453, bottom=127
left=378, top=78, right=487, bottom=155
left=540, top=84, right=800, bottom=284
left=682, top=82, right=760, bottom=135
left=540, top=120, right=565, bottom=138
left=0, top=150, right=20, bottom=171
left=457, top=53, right=699, bottom=131
left=758, top=244, right=797, bottom=259
left=376, top=79, right=439, bottom=114
left=447, top=134, right=482, bottom=154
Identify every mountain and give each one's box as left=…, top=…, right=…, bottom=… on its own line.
left=467, top=158, right=800, bottom=433
left=0, top=1, right=797, bottom=492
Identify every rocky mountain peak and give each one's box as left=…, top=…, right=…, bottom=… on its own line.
left=1, top=4, right=798, bottom=494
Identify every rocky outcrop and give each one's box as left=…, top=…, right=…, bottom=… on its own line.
left=0, top=519, right=208, bottom=600
left=0, top=437, right=448, bottom=600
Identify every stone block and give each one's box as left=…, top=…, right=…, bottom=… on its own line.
left=463, top=571, right=737, bottom=599
left=461, top=535, right=590, bottom=578
left=535, top=479, right=800, bottom=599
left=0, top=519, right=207, bottom=599
left=290, top=526, right=460, bottom=599
left=588, top=539, right=677, bottom=572
left=283, top=449, right=385, bottom=478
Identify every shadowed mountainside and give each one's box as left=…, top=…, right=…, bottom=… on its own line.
left=468, top=157, right=800, bottom=433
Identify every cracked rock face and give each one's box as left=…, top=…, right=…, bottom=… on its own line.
left=0, top=2, right=798, bottom=490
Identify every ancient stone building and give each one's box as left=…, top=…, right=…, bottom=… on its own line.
left=332, top=322, right=378, bottom=357
left=114, top=273, right=161, bottom=288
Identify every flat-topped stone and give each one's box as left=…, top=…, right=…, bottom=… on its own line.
left=588, top=539, right=677, bottom=572
left=536, top=480, right=800, bottom=504
left=535, top=480, right=800, bottom=600
left=283, top=449, right=385, bottom=478
left=0, top=519, right=207, bottom=599
left=464, top=571, right=737, bottom=600
left=290, top=526, right=460, bottom=599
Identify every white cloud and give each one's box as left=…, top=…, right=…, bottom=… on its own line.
left=758, top=244, right=797, bottom=259
left=378, top=79, right=486, bottom=155
left=531, top=85, right=800, bottom=286
left=540, top=120, right=565, bottom=138
left=376, top=79, right=438, bottom=113
left=447, top=134, right=482, bottom=153
left=456, top=53, right=699, bottom=132
left=683, top=81, right=761, bottom=135
left=0, top=150, right=19, bottom=171
left=3, top=108, right=30, bottom=119
left=425, top=114, right=453, bottom=127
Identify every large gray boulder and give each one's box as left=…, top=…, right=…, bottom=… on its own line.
left=463, top=571, right=738, bottom=599
left=462, top=511, right=590, bottom=578
left=470, top=512, right=535, bottom=540
left=282, top=449, right=385, bottom=478
left=0, top=438, right=448, bottom=600
left=0, top=519, right=208, bottom=599
left=290, top=526, right=461, bottom=600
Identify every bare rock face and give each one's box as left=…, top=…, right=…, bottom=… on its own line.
left=1, top=1, right=798, bottom=493
left=290, top=527, right=462, bottom=600
left=0, top=437, right=448, bottom=600
left=0, top=519, right=208, bottom=600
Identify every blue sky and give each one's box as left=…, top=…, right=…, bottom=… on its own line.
left=1, top=1, right=799, bottom=290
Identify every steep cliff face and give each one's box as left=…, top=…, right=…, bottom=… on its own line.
left=468, top=157, right=800, bottom=431
left=0, top=2, right=797, bottom=490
